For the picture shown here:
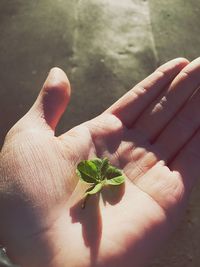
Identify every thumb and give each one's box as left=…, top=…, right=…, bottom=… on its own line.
left=30, top=67, right=71, bottom=131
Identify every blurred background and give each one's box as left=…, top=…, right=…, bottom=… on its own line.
left=0, top=0, right=200, bottom=266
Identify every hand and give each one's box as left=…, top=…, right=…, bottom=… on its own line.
left=0, top=57, right=199, bottom=267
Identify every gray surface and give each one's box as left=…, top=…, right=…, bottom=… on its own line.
left=0, top=0, right=157, bottom=146
left=0, top=0, right=200, bottom=266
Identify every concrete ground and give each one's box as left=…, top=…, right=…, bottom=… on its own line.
left=0, top=0, right=200, bottom=266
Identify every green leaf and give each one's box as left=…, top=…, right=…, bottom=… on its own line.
left=77, top=158, right=125, bottom=208
left=104, top=165, right=125, bottom=185
left=77, top=157, right=126, bottom=208
left=100, top=158, right=109, bottom=178
left=90, top=158, right=103, bottom=170
left=90, top=158, right=109, bottom=180
left=85, top=183, right=103, bottom=196
left=106, top=175, right=125, bottom=185
left=90, top=158, right=103, bottom=180
left=76, top=160, right=98, bottom=183
left=105, top=165, right=122, bottom=179
left=81, top=183, right=103, bottom=209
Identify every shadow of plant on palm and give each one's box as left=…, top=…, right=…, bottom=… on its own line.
left=69, top=182, right=125, bottom=265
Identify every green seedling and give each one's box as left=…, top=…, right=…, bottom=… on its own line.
left=76, top=158, right=125, bottom=208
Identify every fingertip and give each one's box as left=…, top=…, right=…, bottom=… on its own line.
left=157, top=57, right=190, bottom=73
left=44, top=67, right=71, bottom=96
left=173, top=57, right=190, bottom=64
left=173, top=57, right=190, bottom=68
left=41, top=67, right=71, bottom=130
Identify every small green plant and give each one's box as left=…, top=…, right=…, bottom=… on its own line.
left=76, top=158, right=125, bottom=208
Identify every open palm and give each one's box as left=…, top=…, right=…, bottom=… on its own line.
left=1, top=57, right=200, bottom=267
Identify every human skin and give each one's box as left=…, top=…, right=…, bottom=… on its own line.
left=1, top=57, right=200, bottom=267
